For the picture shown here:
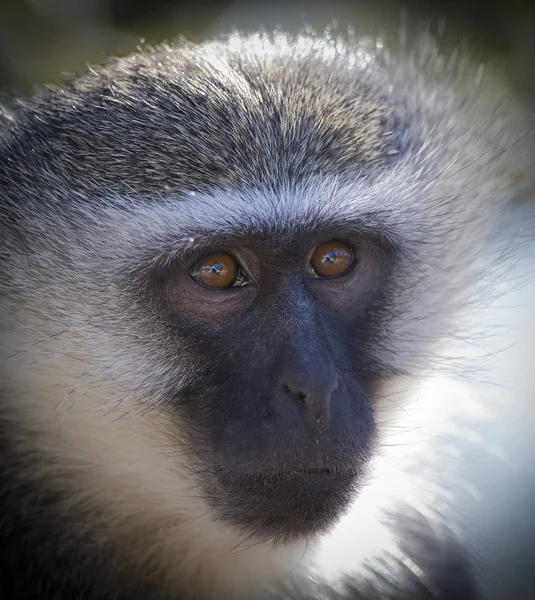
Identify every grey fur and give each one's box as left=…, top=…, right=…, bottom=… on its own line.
left=0, top=30, right=528, bottom=600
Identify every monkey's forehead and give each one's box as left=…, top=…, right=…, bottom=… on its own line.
left=0, top=33, right=448, bottom=199
left=0, top=32, right=514, bottom=244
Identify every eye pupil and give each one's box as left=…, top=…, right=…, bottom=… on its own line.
left=311, top=240, right=355, bottom=278
left=192, top=253, right=239, bottom=288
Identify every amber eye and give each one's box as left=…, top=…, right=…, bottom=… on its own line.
left=191, top=253, right=240, bottom=288
left=310, top=240, right=355, bottom=278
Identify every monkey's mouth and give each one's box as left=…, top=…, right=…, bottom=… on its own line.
left=208, top=467, right=361, bottom=541
left=296, top=467, right=335, bottom=475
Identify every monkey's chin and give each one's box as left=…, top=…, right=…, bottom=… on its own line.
left=210, top=469, right=362, bottom=543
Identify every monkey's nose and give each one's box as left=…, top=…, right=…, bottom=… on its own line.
left=281, top=365, right=338, bottom=417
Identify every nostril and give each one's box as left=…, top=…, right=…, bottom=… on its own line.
left=296, top=391, right=307, bottom=403
left=283, top=383, right=309, bottom=405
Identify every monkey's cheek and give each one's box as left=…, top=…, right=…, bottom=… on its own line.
left=205, top=469, right=364, bottom=541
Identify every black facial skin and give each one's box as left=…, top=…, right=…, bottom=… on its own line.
left=154, top=231, right=389, bottom=542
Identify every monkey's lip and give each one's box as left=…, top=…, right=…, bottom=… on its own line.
left=218, top=465, right=356, bottom=479
left=269, top=467, right=344, bottom=478
left=215, top=464, right=362, bottom=490
left=212, top=459, right=363, bottom=482
left=294, top=467, right=337, bottom=475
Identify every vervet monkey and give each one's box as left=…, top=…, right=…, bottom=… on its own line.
left=0, top=30, right=530, bottom=600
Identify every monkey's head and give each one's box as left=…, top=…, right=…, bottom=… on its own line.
left=0, top=33, right=519, bottom=547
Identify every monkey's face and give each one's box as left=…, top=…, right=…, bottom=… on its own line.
left=0, top=33, right=510, bottom=552
left=148, top=224, right=391, bottom=541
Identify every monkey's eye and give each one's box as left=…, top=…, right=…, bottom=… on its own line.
left=190, top=253, right=249, bottom=289
left=309, top=240, right=355, bottom=278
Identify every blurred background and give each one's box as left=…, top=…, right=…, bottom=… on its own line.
left=0, top=0, right=535, bottom=101
left=0, top=1, right=533, bottom=599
